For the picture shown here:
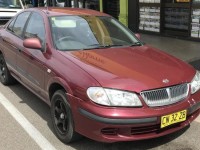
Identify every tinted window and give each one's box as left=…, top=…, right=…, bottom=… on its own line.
left=13, top=12, right=31, bottom=37
left=24, top=12, right=45, bottom=48
left=100, top=18, right=133, bottom=44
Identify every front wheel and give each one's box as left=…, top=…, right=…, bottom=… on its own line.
left=0, top=54, right=16, bottom=85
left=51, top=90, right=81, bottom=143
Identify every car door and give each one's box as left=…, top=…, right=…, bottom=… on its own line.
left=17, top=12, right=47, bottom=99
left=1, top=11, right=31, bottom=78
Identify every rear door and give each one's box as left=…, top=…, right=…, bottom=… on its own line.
left=0, top=11, right=31, bottom=78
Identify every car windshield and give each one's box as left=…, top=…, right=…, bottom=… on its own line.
left=0, top=0, right=22, bottom=8
left=50, top=16, right=141, bottom=51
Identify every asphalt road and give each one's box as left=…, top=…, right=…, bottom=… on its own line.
left=0, top=83, right=200, bottom=150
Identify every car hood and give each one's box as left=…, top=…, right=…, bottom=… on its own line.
left=0, top=8, right=22, bottom=17
left=59, top=45, right=195, bottom=93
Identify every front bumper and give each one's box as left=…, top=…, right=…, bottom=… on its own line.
left=79, top=108, right=157, bottom=125
left=69, top=93, right=200, bottom=143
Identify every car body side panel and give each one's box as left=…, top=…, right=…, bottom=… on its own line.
left=0, top=30, right=18, bottom=75
left=44, top=50, right=101, bottom=101
left=17, top=47, right=47, bottom=99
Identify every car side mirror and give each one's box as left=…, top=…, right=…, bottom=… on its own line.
left=23, top=38, right=42, bottom=50
left=135, top=33, right=141, bottom=39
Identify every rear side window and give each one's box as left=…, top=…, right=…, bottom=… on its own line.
left=12, top=12, right=31, bottom=38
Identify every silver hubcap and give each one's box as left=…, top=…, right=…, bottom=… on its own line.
left=60, top=113, right=65, bottom=119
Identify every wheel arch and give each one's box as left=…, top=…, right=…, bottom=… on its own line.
left=48, top=77, right=73, bottom=102
left=48, top=83, right=65, bottom=101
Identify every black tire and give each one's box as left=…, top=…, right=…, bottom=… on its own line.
left=51, top=90, right=81, bottom=143
left=0, top=54, right=16, bottom=85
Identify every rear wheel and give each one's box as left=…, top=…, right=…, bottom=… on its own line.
left=0, top=54, right=16, bottom=85
left=51, top=90, right=81, bottom=143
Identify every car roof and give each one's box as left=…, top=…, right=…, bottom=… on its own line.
left=28, top=7, right=110, bottom=17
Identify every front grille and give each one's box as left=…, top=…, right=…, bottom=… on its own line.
left=131, top=125, right=159, bottom=135
left=131, top=123, right=182, bottom=135
left=140, top=83, right=189, bottom=107
left=101, top=123, right=184, bottom=136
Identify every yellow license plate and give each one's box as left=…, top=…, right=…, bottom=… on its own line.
left=161, top=110, right=187, bottom=128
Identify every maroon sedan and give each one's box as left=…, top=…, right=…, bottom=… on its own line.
left=0, top=7, right=200, bottom=143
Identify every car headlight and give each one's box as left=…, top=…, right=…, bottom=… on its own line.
left=87, top=87, right=142, bottom=107
left=191, top=71, right=200, bottom=94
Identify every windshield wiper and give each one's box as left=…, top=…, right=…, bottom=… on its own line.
left=108, top=44, right=124, bottom=47
left=129, top=42, right=142, bottom=47
left=82, top=45, right=109, bottom=50
left=83, top=44, right=125, bottom=50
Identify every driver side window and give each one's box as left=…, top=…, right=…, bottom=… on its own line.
left=24, top=12, right=45, bottom=49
